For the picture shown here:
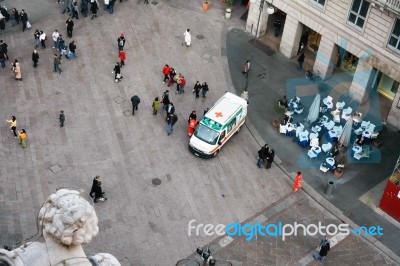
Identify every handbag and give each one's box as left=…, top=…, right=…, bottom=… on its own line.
left=26, top=21, right=32, bottom=29
left=116, top=73, right=121, bottom=79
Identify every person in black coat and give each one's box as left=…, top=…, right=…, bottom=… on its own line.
left=117, top=34, right=125, bottom=51
left=193, top=81, right=202, bottom=99
left=131, top=94, right=141, bottom=115
left=89, top=175, right=100, bottom=197
left=313, top=237, right=330, bottom=261
left=266, top=149, right=275, bottom=169
left=0, top=18, right=5, bottom=36
left=19, top=10, right=28, bottom=32
left=66, top=18, right=74, bottom=38
left=113, top=62, right=122, bottom=82
left=81, top=0, right=89, bottom=17
left=89, top=175, right=107, bottom=203
left=257, top=144, right=269, bottom=168
left=273, top=18, right=282, bottom=37
left=188, top=110, right=197, bottom=123
left=90, top=1, right=99, bottom=19
left=32, top=50, right=39, bottom=67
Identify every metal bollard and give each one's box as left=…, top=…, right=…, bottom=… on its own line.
left=325, top=181, right=334, bottom=196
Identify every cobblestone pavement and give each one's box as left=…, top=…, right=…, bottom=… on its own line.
left=0, top=0, right=399, bottom=265
left=186, top=191, right=398, bottom=266
left=0, top=0, right=290, bottom=265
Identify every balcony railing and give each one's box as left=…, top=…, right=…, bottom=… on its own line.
left=371, top=0, right=400, bottom=16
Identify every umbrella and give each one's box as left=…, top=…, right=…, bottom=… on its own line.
left=338, top=116, right=353, bottom=147
left=306, top=94, right=321, bottom=124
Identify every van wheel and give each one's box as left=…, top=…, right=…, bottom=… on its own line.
left=213, top=150, right=219, bottom=157
left=235, top=125, right=242, bottom=134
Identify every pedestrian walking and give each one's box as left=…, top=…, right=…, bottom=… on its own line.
left=52, top=30, right=59, bottom=49
left=201, top=82, right=209, bottom=100
left=188, top=111, right=197, bottom=123
left=66, top=18, right=74, bottom=38
left=18, top=129, right=27, bottom=148
left=130, top=94, right=140, bottom=115
left=32, top=50, right=39, bottom=67
left=118, top=50, right=126, bottom=67
left=59, top=111, right=65, bottom=127
left=193, top=81, right=201, bottom=98
left=53, top=54, right=62, bottom=74
left=68, top=41, right=77, bottom=59
left=71, top=1, right=79, bottom=19
left=34, top=29, right=40, bottom=48
left=266, top=149, right=274, bottom=169
left=166, top=113, right=178, bottom=136
left=167, top=102, right=175, bottom=116
left=112, top=62, right=122, bottom=82
left=11, top=59, right=18, bottom=74
left=0, top=16, right=4, bottom=36
left=167, top=67, right=176, bottom=87
left=14, top=62, right=22, bottom=81
left=161, top=90, right=170, bottom=112
left=273, top=17, right=281, bottom=37
left=89, top=175, right=107, bottom=203
left=81, top=0, right=89, bottom=17
left=0, top=51, right=5, bottom=68
left=188, top=118, right=197, bottom=137
left=0, top=39, right=8, bottom=61
left=183, top=29, right=191, bottom=47
left=57, top=34, right=64, bottom=51
left=152, top=97, right=160, bottom=115
left=162, top=64, right=170, bottom=84
left=90, top=0, right=99, bottom=19
left=242, top=60, right=251, bottom=76
left=178, top=75, right=186, bottom=94
left=11, top=8, right=19, bottom=27
left=108, top=0, right=115, bottom=14
left=6, top=116, right=17, bottom=137
left=104, top=0, right=109, bottom=12
left=19, top=10, right=28, bottom=32
left=175, top=73, right=182, bottom=93
left=62, top=0, right=71, bottom=14
left=297, top=53, right=305, bottom=71
left=313, top=236, right=330, bottom=261
left=117, top=33, right=125, bottom=51
left=39, top=31, right=46, bottom=49
left=257, top=144, right=269, bottom=168
left=293, top=171, right=303, bottom=192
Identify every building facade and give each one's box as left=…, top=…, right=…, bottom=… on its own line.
left=246, top=0, right=400, bottom=129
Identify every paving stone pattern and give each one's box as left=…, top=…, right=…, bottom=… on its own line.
left=210, top=192, right=397, bottom=266
left=0, top=0, right=398, bottom=265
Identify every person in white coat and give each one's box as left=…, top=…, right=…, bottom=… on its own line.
left=183, top=29, right=191, bottom=47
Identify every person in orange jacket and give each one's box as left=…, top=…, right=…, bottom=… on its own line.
left=178, top=76, right=186, bottom=94
left=118, top=50, right=126, bottom=68
left=162, top=64, right=170, bottom=84
left=293, top=171, right=303, bottom=192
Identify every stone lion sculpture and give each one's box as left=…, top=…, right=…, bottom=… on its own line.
left=0, top=189, right=121, bottom=266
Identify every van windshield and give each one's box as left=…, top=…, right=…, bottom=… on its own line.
left=194, top=124, right=220, bottom=145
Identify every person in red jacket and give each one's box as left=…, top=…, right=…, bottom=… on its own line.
left=118, top=50, right=126, bottom=67
left=178, top=76, right=186, bottom=94
left=162, top=64, right=170, bottom=84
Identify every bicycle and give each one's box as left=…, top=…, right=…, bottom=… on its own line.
left=305, top=70, right=321, bottom=83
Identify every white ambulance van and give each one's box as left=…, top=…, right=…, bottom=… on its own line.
left=189, top=92, right=247, bottom=158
